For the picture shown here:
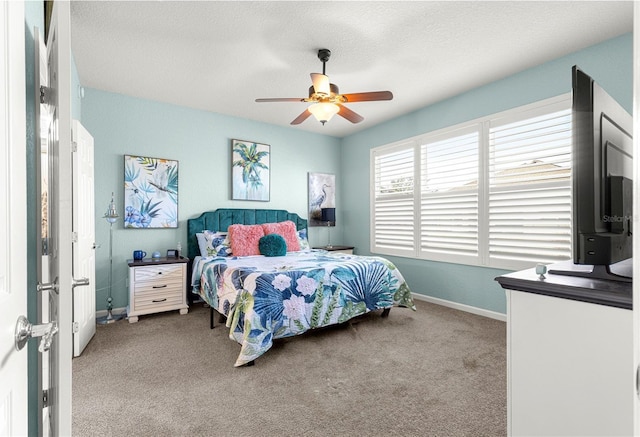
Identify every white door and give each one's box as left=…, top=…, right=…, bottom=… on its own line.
left=45, top=1, right=74, bottom=435
left=0, top=1, right=28, bottom=434
left=72, top=120, right=96, bottom=357
left=634, top=4, right=640, bottom=433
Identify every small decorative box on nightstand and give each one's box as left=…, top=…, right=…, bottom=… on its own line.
left=127, top=256, right=189, bottom=323
left=313, top=245, right=355, bottom=254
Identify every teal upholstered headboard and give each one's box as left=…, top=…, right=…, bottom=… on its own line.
left=187, top=208, right=308, bottom=260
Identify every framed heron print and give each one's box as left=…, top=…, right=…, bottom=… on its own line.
left=124, top=154, right=179, bottom=228
left=308, top=172, right=335, bottom=226
left=231, top=139, right=270, bottom=201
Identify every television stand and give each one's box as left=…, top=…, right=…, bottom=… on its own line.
left=548, top=258, right=632, bottom=283
left=495, top=267, right=632, bottom=436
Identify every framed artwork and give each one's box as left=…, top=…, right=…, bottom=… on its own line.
left=231, top=139, right=270, bottom=201
left=124, top=154, right=178, bottom=228
left=308, top=172, right=335, bottom=227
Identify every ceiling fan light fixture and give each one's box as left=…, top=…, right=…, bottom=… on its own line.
left=308, top=102, right=339, bottom=125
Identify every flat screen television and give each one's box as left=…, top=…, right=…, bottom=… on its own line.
left=551, top=66, right=633, bottom=282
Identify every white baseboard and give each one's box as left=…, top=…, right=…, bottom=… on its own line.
left=95, top=307, right=127, bottom=319
left=412, top=293, right=506, bottom=322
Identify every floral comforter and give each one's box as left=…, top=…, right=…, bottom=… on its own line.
left=191, top=250, right=415, bottom=366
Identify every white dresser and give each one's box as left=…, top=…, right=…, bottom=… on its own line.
left=127, top=257, right=189, bottom=323
left=496, top=263, right=633, bottom=436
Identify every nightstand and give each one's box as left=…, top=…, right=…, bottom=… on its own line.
left=313, top=245, right=355, bottom=254
left=127, top=256, right=189, bottom=323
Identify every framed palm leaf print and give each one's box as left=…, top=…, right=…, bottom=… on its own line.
left=124, top=154, right=178, bottom=228
left=231, top=139, right=270, bottom=201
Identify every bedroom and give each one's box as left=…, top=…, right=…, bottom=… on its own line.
left=5, top=0, right=636, bottom=435
left=71, top=2, right=632, bottom=321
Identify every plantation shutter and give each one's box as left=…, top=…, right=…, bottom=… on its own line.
left=488, top=106, right=572, bottom=269
left=371, top=143, right=416, bottom=256
left=419, top=129, right=480, bottom=263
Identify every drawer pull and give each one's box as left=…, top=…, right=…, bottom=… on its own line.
left=152, top=285, right=167, bottom=289
left=152, top=298, right=167, bottom=303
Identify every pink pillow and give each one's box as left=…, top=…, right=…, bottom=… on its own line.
left=262, top=221, right=301, bottom=252
left=228, top=224, right=265, bottom=256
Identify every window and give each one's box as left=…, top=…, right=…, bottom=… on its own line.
left=371, top=95, right=571, bottom=270
left=420, top=127, right=481, bottom=264
left=372, top=142, right=415, bottom=257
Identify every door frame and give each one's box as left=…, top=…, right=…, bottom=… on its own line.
left=44, top=1, right=73, bottom=434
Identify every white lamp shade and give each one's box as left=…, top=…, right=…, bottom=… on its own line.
left=311, top=73, right=330, bottom=96
left=308, top=102, right=339, bottom=124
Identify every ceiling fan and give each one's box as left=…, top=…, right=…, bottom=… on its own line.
left=255, top=49, right=393, bottom=125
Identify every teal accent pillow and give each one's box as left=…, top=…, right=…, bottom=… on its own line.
left=259, top=234, right=287, bottom=257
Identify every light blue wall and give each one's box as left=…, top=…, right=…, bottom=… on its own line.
left=81, top=91, right=341, bottom=310
left=81, top=33, right=632, bottom=315
left=341, top=33, right=633, bottom=314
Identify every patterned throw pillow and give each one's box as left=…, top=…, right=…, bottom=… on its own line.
left=196, top=231, right=232, bottom=257
left=258, top=234, right=287, bottom=257
left=297, top=228, right=310, bottom=250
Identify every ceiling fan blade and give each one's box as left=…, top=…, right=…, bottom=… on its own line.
left=255, top=98, right=306, bottom=102
left=291, top=109, right=312, bottom=125
left=337, top=104, right=364, bottom=124
left=310, top=73, right=330, bottom=96
left=342, top=91, right=393, bottom=102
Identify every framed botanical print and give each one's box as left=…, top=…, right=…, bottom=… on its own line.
left=124, top=154, right=178, bottom=228
left=231, top=139, right=270, bottom=201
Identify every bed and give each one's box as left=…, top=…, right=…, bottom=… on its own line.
left=188, top=208, right=415, bottom=367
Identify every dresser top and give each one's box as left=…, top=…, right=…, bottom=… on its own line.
left=127, top=256, right=188, bottom=267
left=496, top=260, right=632, bottom=310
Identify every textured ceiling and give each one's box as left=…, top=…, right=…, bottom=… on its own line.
left=70, top=1, right=633, bottom=138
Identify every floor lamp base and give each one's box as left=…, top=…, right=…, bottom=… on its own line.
left=97, top=309, right=124, bottom=325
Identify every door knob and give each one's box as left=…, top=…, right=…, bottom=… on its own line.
left=636, top=364, right=640, bottom=399
left=37, top=281, right=58, bottom=294
left=72, top=277, right=90, bottom=288
left=14, top=315, right=58, bottom=352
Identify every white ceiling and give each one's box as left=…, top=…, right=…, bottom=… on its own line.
left=70, top=1, right=633, bottom=138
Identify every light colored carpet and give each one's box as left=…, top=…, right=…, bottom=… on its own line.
left=72, top=299, right=506, bottom=436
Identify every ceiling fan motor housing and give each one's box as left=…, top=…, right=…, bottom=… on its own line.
left=317, top=49, right=331, bottom=63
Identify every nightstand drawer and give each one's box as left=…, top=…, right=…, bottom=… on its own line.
left=133, top=277, right=183, bottom=294
left=134, top=288, right=184, bottom=311
left=133, top=264, right=182, bottom=282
